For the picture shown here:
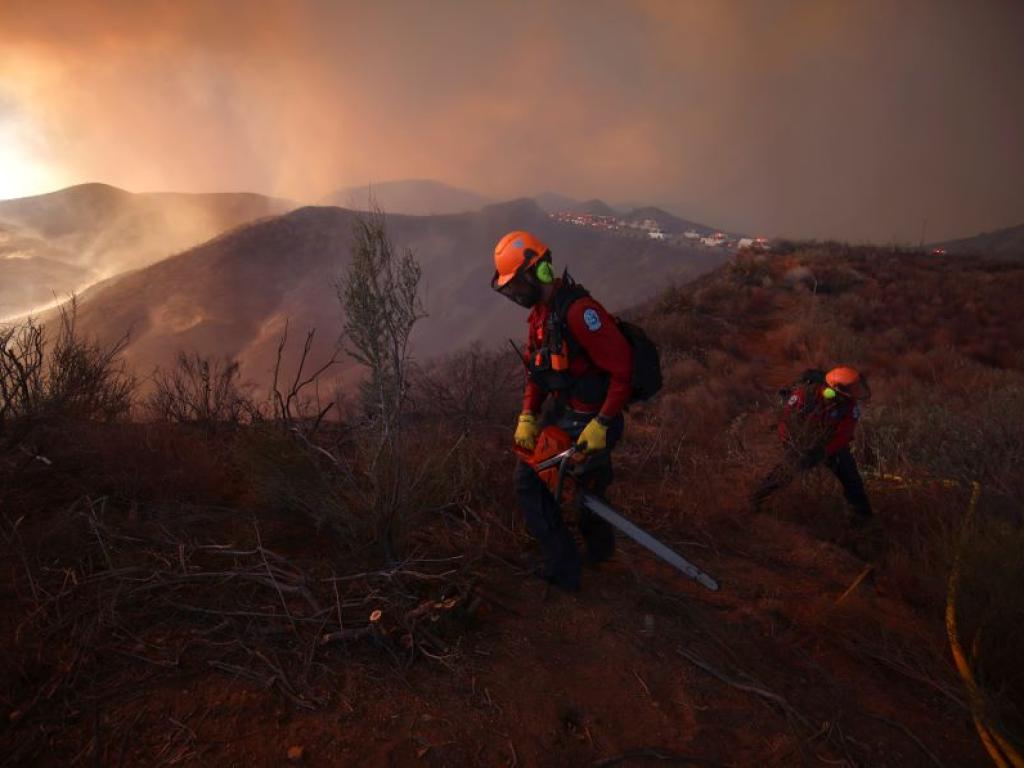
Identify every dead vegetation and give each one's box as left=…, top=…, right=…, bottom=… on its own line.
left=0, top=212, right=520, bottom=766
left=2, top=240, right=1022, bottom=765
left=621, top=243, right=1024, bottom=761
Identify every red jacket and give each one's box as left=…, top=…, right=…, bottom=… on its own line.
left=522, top=284, right=633, bottom=418
left=779, top=384, right=860, bottom=456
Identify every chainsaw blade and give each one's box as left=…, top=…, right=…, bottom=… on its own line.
left=581, top=493, right=720, bottom=592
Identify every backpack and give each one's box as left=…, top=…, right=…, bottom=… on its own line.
left=616, top=319, right=663, bottom=403
left=535, top=274, right=663, bottom=404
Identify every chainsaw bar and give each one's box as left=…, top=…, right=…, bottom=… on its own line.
left=581, top=493, right=720, bottom=592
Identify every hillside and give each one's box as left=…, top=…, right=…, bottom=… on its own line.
left=935, top=221, right=1024, bottom=257
left=0, top=183, right=294, bottom=318
left=3, top=245, right=1021, bottom=765
left=321, top=179, right=491, bottom=215
left=621, top=206, right=717, bottom=235
left=66, top=198, right=727, bottom=384
left=577, top=198, right=620, bottom=217
left=532, top=194, right=721, bottom=235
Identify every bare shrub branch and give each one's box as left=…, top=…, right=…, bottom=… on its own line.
left=148, top=352, right=258, bottom=431
left=0, top=298, right=134, bottom=451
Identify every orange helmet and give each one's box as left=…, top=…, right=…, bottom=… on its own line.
left=491, top=231, right=550, bottom=289
left=826, top=366, right=860, bottom=389
left=825, top=366, right=870, bottom=399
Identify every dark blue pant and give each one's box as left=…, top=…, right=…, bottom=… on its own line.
left=514, top=410, right=624, bottom=590
left=752, top=446, right=873, bottom=519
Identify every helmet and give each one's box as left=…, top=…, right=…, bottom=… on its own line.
left=824, top=366, right=870, bottom=400
left=825, top=366, right=860, bottom=389
left=491, top=231, right=550, bottom=289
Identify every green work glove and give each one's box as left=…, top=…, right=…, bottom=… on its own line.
left=577, top=418, right=608, bottom=453
left=514, top=412, right=539, bottom=451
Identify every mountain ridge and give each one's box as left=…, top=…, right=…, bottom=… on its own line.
left=65, top=201, right=728, bottom=386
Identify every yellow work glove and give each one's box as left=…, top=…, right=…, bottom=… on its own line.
left=514, top=412, right=540, bottom=451
left=577, top=418, right=608, bottom=453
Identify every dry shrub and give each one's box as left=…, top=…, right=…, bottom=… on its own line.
left=858, top=379, right=1024, bottom=499
left=412, top=342, right=520, bottom=431
left=1, top=301, right=134, bottom=452
left=240, top=425, right=360, bottom=540
left=661, top=356, right=706, bottom=392
left=955, top=515, right=1024, bottom=748
left=726, top=251, right=773, bottom=286
left=148, top=351, right=260, bottom=430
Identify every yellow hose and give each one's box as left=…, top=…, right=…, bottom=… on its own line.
left=945, top=482, right=1024, bottom=768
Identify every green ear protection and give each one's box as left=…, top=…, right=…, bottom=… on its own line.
left=535, top=260, right=554, bottom=284
left=822, top=387, right=837, bottom=400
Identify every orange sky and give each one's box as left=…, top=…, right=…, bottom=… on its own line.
left=1, top=0, right=1022, bottom=241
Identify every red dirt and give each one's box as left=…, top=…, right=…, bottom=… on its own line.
left=41, top=521, right=980, bottom=767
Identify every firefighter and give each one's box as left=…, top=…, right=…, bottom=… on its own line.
left=491, top=230, right=634, bottom=592
left=752, top=366, right=874, bottom=524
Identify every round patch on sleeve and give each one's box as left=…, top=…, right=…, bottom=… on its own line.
left=583, top=308, right=602, bottom=331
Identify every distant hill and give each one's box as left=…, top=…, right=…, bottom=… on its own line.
left=533, top=194, right=623, bottom=218
left=620, top=206, right=717, bottom=236
left=66, top=198, right=728, bottom=386
left=321, top=179, right=491, bottom=215
left=934, top=222, right=1024, bottom=257
left=533, top=194, right=723, bottom=235
left=532, top=191, right=585, bottom=214
left=0, top=183, right=294, bottom=319
left=578, top=199, right=620, bottom=217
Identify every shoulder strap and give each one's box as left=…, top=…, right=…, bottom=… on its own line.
left=551, top=271, right=590, bottom=320
left=547, top=272, right=591, bottom=355
left=550, top=273, right=590, bottom=331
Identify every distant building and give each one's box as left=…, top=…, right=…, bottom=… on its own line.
left=648, top=230, right=667, bottom=240
left=737, top=238, right=755, bottom=249
left=683, top=229, right=700, bottom=239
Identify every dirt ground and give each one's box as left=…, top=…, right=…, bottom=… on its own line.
left=47, top=518, right=980, bottom=768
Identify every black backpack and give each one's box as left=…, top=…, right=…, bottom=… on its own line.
left=617, top=319, right=663, bottom=403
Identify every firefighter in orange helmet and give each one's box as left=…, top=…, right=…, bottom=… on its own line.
left=752, top=366, right=874, bottom=525
left=492, top=230, right=635, bottom=592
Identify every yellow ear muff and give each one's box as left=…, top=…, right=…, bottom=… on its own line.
left=823, top=387, right=837, bottom=400
left=536, top=260, right=554, bottom=284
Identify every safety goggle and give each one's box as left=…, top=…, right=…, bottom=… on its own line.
left=492, top=266, right=540, bottom=300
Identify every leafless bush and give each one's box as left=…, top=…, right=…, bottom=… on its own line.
left=270, top=320, right=343, bottom=434
left=0, top=300, right=134, bottom=451
left=335, top=207, right=427, bottom=559
left=412, top=343, right=520, bottom=430
left=337, top=207, right=424, bottom=433
left=148, top=352, right=258, bottom=431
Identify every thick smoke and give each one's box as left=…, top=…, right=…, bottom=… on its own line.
left=1, top=0, right=1022, bottom=241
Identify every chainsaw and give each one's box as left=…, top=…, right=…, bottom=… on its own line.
left=516, top=426, right=720, bottom=592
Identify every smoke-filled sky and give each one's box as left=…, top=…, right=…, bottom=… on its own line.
left=2, top=0, right=1022, bottom=242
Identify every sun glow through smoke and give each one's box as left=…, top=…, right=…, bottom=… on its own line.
left=0, top=117, right=68, bottom=200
